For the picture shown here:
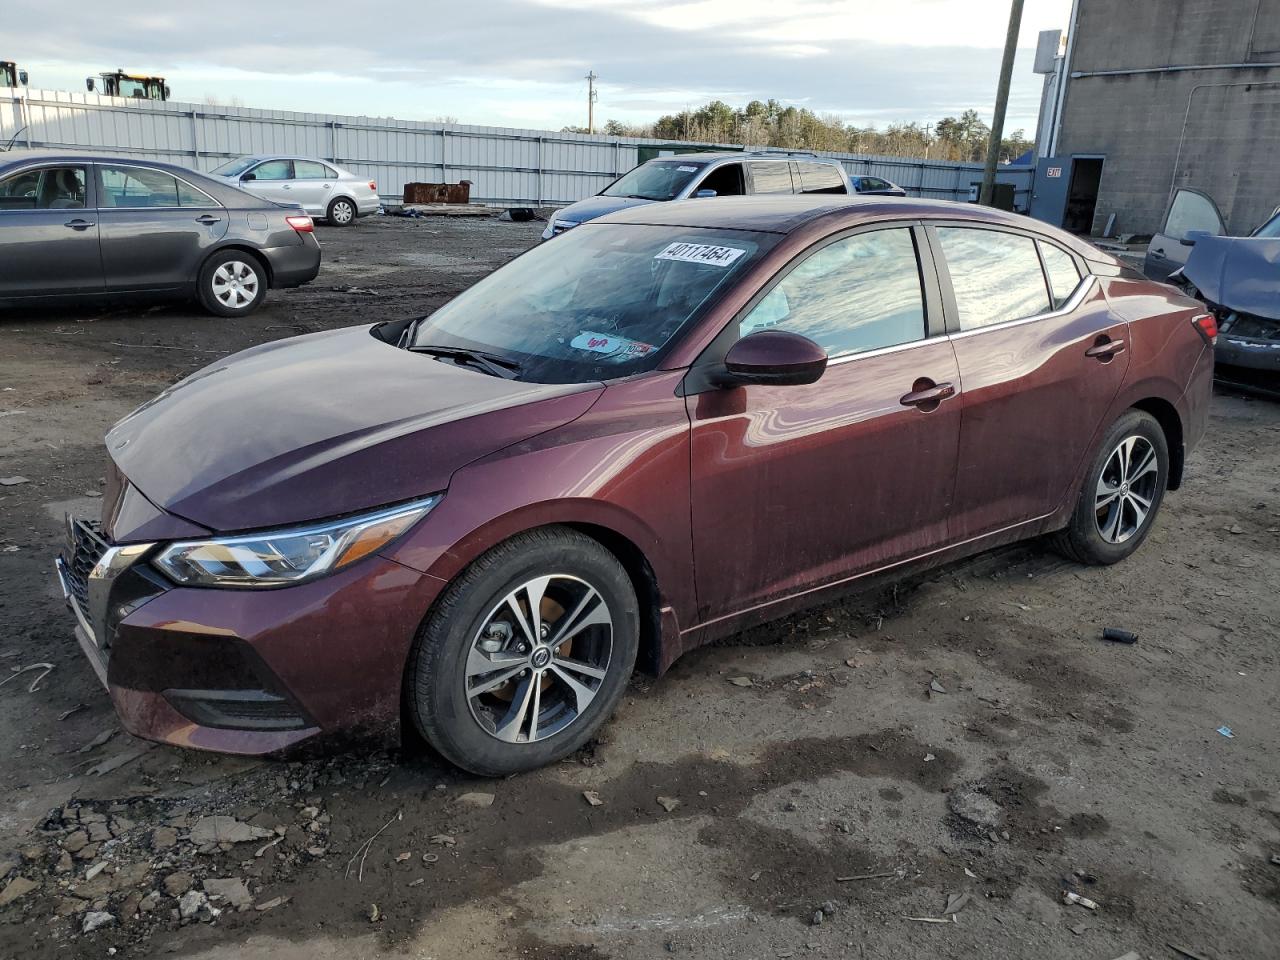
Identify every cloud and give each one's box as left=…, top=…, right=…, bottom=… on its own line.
left=14, top=0, right=1070, bottom=133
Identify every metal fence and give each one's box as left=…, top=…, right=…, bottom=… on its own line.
left=2, top=89, right=1033, bottom=209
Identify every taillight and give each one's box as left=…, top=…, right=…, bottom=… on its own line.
left=285, top=215, right=314, bottom=233
left=368, top=181, right=377, bottom=192
left=1192, top=313, right=1218, bottom=345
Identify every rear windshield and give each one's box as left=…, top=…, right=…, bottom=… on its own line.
left=210, top=157, right=258, bottom=177
left=408, top=223, right=777, bottom=383
left=601, top=160, right=706, bottom=201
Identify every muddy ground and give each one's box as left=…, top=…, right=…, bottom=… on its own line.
left=0, top=215, right=1277, bottom=960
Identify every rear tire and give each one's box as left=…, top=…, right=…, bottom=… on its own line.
left=406, top=526, right=639, bottom=776
left=327, top=197, right=357, bottom=226
left=197, top=250, right=267, bottom=317
left=1052, top=409, right=1169, bottom=565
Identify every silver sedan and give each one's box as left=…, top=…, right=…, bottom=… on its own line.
left=210, top=155, right=381, bottom=226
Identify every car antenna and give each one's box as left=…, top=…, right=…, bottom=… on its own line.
left=0, top=126, right=27, bottom=152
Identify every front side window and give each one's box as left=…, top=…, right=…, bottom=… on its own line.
left=211, top=157, right=258, bottom=178
left=739, top=228, right=926, bottom=358
left=409, top=223, right=777, bottom=383
left=249, top=160, right=293, bottom=181
left=747, top=161, right=795, bottom=195
left=294, top=160, right=335, bottom=180
left=1039, top=241, right=1083, bottom=308
left=938, top=227, right=1051, bottom=331
left=1163, top=189, right=1223, bottom=240
left=601, top=160, right=705, bottom=201
left=695, top=163, right=745, bottom=196
left=98, top=166, right=212, bottom=208
left=0, top=166, right=86, bottom=210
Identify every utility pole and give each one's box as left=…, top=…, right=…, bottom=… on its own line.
left=980, top=0, right=1024, bottom=206
left=586, top=70, right=598, bottom=134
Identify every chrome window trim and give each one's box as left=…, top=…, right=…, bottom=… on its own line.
left=948, top=274, right=1097, bottom=341
left=826, top=333, right=945, bottom=366
left=0, top=162, right=91, bottom=213
left=94, top=160, right=220, bottom=210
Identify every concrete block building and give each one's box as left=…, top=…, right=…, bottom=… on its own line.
left=1034, top=0, right=1280, bottom=237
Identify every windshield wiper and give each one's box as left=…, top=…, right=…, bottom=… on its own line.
left=407, top=344, right=522, bottom=379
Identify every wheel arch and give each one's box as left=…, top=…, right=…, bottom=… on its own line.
left=1131, top=396, right=1184, bottom=490
left=202, top=243, right=272, bottom=286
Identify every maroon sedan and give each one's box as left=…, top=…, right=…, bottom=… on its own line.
left=57, top=196, right=1215, bottom=775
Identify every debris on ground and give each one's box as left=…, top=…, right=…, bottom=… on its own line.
left=582, top=790, right=604, bottom=807
left=77, top=729, right=117, bottom=753
left=0, top=476, right=30, bottom=486
left=189, top=815, right=274, bottom=845
left=942, top=891, right=972, bottom=915
left=0, top=875, right=39, bottom=907
left=0, top=661, right=54, bottom=692
left=367, top=902, right=382, bottom=922
left=728, top=676, right=755, bottom=687
left=656, top=796, right=681, bottom=812
left=203, top=877, right=252, bottom=911
left=1102, top=627, right=1139, bottom=644
left=1167, top=946, right=1213, bottom=960
left=836, top=871, right=896, bottom=882
left=81, top=910, right=115, bottom=933
left=929, top=678, right=947, bottom=695
left=1217, top=726, right=1235, bottom=738
left=330, top=285, right=380, bottom=296
left=904, top=915, right=958, bottom=924
left=456, top=792, right=495, bottom=808
left=1062, top=890, right=1098, bottom=910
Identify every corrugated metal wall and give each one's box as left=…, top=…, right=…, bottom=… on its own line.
left=2, top=89, right=1032, bottom=208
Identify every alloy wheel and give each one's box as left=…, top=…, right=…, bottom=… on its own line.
left=211, top=261, right=259, bottom=310
left=331, top=200, right=355, bottom=224
left=464, top=574, right=613, bottom=744
left=1094, top=435, right=1159, bottom=544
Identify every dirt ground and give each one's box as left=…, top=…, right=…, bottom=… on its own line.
left=1, top=215, right=1277, bottom=960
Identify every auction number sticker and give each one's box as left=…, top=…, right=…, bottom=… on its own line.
left=655, top=242, right=746, bottom=267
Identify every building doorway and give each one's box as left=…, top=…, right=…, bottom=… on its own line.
left=1063, top=157, right=1103, bottom=234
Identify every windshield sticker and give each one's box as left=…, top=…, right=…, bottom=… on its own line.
left=570, top=331, right=655, bottom=361
left=677, top=165, right=698, bottom=172
left=655, top=242, right=746, bottom=267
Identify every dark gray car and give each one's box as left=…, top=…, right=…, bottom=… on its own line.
left=0, top=151, right=321, bottom=316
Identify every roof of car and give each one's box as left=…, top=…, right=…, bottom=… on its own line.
left=594, top=194, right=1110, bottom=261
left=0, top=149, right=205, bottom=178
left=647, top=151, right=842, bottom=165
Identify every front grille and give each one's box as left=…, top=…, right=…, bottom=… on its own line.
left=65, top=520, right=109, bottom=628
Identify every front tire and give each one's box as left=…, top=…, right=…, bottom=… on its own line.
left=407, top=527, right=639, bottom=776
left=197, top=250, right=267, bottom=317
left=1053, top=409, right=1169, bottom=565
left=327, top=197, right=357, bottom=226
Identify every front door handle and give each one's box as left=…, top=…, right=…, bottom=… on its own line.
left=64, top=219, right=95, bottom=230
left=1085, top=337, right=1126, bottom=360
left=900, top=380, right=956, bottom=410
left=195, top=214, right=222, bottom=225
left=1153, top=248, right=1165, bottom=256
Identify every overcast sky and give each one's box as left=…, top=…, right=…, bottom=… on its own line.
left=12, top=0, right=1072, bottom=136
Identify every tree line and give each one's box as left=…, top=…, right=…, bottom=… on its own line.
left=565, top=100, right=1033, bottom=164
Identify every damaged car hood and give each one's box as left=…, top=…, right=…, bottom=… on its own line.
left=107, top=325, right=602, bottom=531
left=1182, top=234, right=1280, bottom=321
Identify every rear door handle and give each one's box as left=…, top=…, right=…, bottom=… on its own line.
left=1085, top=338, right=1126, bottom=360
left=195, top=215, right=222, bottom=225
left=900, top=381, right=956, bottom=408
left=64, top=219, right=95, bottom=230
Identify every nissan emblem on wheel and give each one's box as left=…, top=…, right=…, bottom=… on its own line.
left=55, top=195, right=1212, bottom=776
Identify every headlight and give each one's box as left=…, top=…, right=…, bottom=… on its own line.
left=153, top=496, right=440, bottom=588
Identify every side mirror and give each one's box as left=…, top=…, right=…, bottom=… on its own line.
left=241, top=172, right=256, bottom=182
left=18, top=70, right=28, bottom=86
left=693, top=188, right=717, bottom=198
left=85, top=78, right=95, bottom=92
left=722, top=330, right=827, bottom=387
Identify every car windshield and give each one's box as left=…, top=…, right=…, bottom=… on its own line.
left=601, top=160, right=706, bottom=201
left=1254, top=210, right=1280, bottom=238
left=407, top=223, right=776, bottom=384
left=211, top=157, right=258, bottom=177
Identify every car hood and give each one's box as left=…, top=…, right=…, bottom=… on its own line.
left=106, top=325, right=602, bottom=532
left=1183, top=235, right=1280, bottom=321
left=555, top=194, right=659, bottom=225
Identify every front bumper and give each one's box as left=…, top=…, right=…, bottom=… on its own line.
left=264, top=235, right=322, bottom=289
left=57, top=516, right=444, bottom=755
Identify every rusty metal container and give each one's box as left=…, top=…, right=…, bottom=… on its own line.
left=402, top=180, right=472, bottom=204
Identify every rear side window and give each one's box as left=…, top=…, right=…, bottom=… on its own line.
left=938, top=227, right=1050, bottom=331
left=747, top=161, right=795, bottom=195
left=795, top=162, right=847, bottom=194
left=1163, top=189, right=1223, bottom=241
left=98, top=166, right=214, bottom=208
left=739, top=227, right=926, bottom=358
left=1038, top=242, right=1083, bottom=308
left=294, top=160, right=335, bottom=179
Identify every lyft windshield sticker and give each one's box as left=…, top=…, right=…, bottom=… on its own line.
left=677, top=165, right=699, bottom=172
left=570, top=331, right=654, bottom=360
left=655, top=242, right=746, bottom=267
